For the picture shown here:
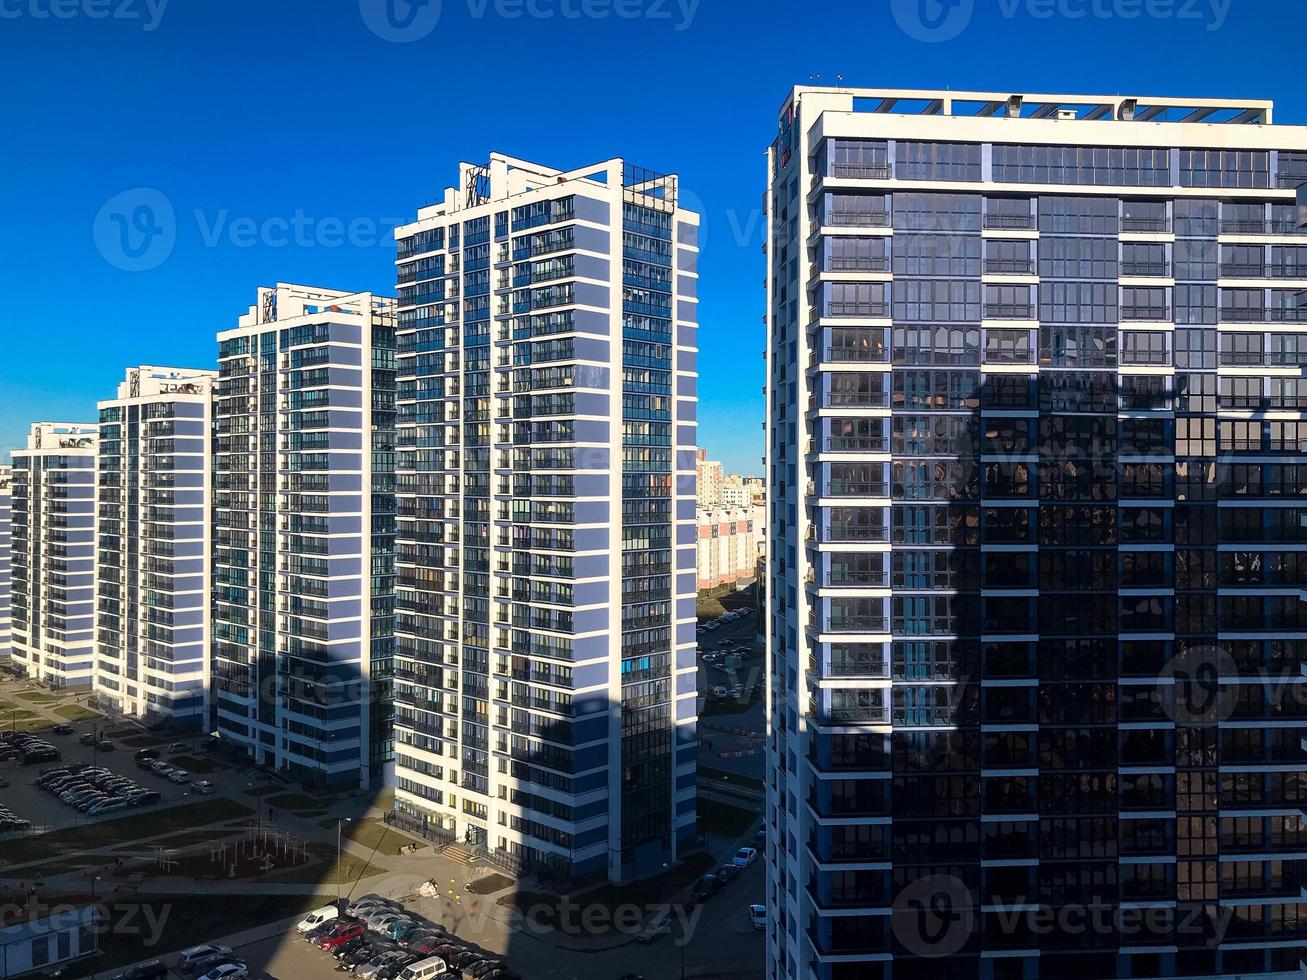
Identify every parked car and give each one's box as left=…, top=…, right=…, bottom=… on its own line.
left=134, top=747, right=161, bottom=761
left=168, top=769, right=191, bottom=784
left=357, top=950, right=408, bottom=979
left=197, top=965, right=247, bottom=980
left=732, top=846, right=758, bottom=868
left=186, top=952, right=243, bottom=976
left=297, top=904, right=340, bottom=933
left=386, top=917, right=420, bottom=942
left=690, top=874, right=723, bottom=901
left=749, top=904, right=767, bottom=930
left=177, top=944, right=232, bottom=967
left=111, top=961, right=168, bottom=980
left=320, top=922, right=366, bottom=951
left=333, top=933, right=369, bottom=959
left=716, top=863, right=741, bottom=884
left=345, top=894, right=393, bottom=917
left=397, top=955, right=449, bottom=980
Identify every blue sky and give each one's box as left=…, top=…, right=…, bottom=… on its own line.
left=0, top=0, right=1303, bottom=474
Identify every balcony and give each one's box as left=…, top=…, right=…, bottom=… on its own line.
left=824, top=346, right=886, bottom=364
left=1121, top=262, right=1169, bottom=277
left=1222, top=218, right=1304, bottom=236
left=1121, top=217, right=1171, bottom=233
left=1221, top=263, right=1307, bottom=279
left=824, top=255, right=889, bottom=273
left=983, top=303, right=1033, bottom=320
left=824, top=435, right=887, bottom=453
left=982, top=213, right=1034, bottom=231
left=810, top=702, right=889, bottom=725
left=825, top=211, right=890, bottom=229
left=829, top=163, right=890, bottom=179
left=823, top=615, right=889, bottom=634
left=983, top=258, right=1034, bottom=275
left=1121, top=305, right=1171, bottom=321
left=823, top=481, right=888, bottom=497
left=1220, top=307, right=1307, bottom=323
left=823, top=302, right=888, bottom=319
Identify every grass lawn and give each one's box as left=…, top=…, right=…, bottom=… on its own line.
left=14, top=691, right=59, bottom=704
left=698, top=767, right=765, bottom=793
left=265, top=842, right=385, bottom=885
left=3, top=715, right=54, bottom=733
left=316, top=816, right=412, bottom=856
left=119, top=734, right=161, bottom=748
left=266, top=792, right=337, bottom=813
left=53, top=704, right=102, bottom=722
left=111, top=828, right=246, bottom=852
left=61, top=892, right=337, bottom=978
left=467, top=872, right=515, bottom=895
left=0, top=799, right=254, bottom=866
left=697, top=798, right=759, bottom=838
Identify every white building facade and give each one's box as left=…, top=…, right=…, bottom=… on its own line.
left=391, top=154, right=699, bottom=882
left=96, top=366, right=215, bottom=727
left=9, top=423, right=99, bottom=688
left=0, top=464, right=11, bottom=664
left=212, top=284, right=396, bottom=789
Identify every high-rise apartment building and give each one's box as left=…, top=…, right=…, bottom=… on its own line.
left=9, top=423, right=99, bottom=689
left=697, top=447, right=725, bottom=508
left=212, top=284, right=396, bottom=789
left=96, top=367, right=215, bottom=727
left=391, top=154, right=699, bottom=882
left=766, top=87, right=1307, bottom=980
left=0, top=464, right=12, bottom=663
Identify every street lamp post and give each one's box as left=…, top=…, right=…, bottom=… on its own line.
left=336, top=817, right=352, bottom=903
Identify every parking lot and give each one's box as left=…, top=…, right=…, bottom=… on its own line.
left=0, top=726, right=195, bottom=835
left=140, top=892, right=522, bottom=980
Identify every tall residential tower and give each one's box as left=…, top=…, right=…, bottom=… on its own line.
left=391, top=154, right=699, bottom=882
left=96, top=366, right=215, bottom=727
left=0, top=464, right=12, bottom=664
left=766, top=88, right=1307, bottom=980
left=9, top=423, right=99, bottom=689
left=212, top=284, right=396, bottom=789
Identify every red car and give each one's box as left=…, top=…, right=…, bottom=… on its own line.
left=318, top=922, right=364, bottom=951
left=411, top=936, right=444, bottom=957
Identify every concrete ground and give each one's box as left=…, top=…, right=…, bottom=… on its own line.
left=1, top=671, right=765, bottom=980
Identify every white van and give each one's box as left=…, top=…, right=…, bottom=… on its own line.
left=397, top=956, right=447, bottom=980
left=296, top=904, right=339, bottom=933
